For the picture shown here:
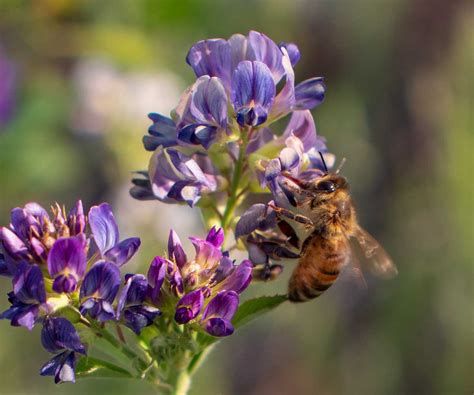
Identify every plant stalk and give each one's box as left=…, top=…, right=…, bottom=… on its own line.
left=222, top=131, right=249, bottom=231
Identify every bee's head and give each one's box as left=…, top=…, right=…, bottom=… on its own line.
left=278, top=156, right=349, bottom=207
left=307, top=174, right=349, bottom=195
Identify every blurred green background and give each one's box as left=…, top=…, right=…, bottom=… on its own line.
left=0, top=0, right=472, bottom=394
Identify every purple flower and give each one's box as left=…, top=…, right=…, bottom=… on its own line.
left=232, top=61, right=276, bottom=127
left=168, top=229, right=187, bottom=269
left=294, top=78, right=326, bottom=110
left=147, top=227, right=251, bottom=337
left=279, top=42, right=301, bottom=67
left=0, top=201, right=87, bottom=267
left=40, top=317, right=86, bottom=384
left=144, top=147, right=218, bottom=207
left=143, top=113, right=178, bottom=151
left=206, top=226, right=224, bottom=248
left=0, top=262, right=46, bottom=330
left=47, top=236, right=87, bottom=293
left=235, top=202, right=300, bottom=269
left=214, top=259, right=253, bottom=294
left=252, top=110, right=335, bottom=203
left=176, top=76, right=229, bottom=149
left=0, top=45, right=17, bottom=128
left=175, top=289, right=204, bottom=324
left=147, top=256, right=168, bottom=304
left=201, top=291, right=239, bottom=337
left=117, top=274, right=160, bottom=334
left=185, top=31, right=326, bottom=127
left=79, top=261, right=121, bottom=321
left=88, top=203, right=141, bottom=267
left=235, top=203, right=277, bottom=239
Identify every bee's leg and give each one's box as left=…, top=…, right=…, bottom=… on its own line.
left=278, top=220, right=300, bottom=248
left=269, top=204, right=314, bottom=229
left=247, top=233, right=301, bottom=260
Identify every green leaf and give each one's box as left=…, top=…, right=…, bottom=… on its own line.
left=195, top=294, right=288, bottom=348
left=233, top=294, right=288, bottom=329
left=76, top=356, right=134, bottom=379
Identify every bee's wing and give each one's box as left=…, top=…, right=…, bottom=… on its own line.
left=353, top=226, right=398, bottom=278
left=338, top=240, right=367, bottom=292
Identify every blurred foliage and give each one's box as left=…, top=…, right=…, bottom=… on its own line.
left=0, top=0, right=472, bottom=394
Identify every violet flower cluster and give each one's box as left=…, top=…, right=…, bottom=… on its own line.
left=0, top=201, right=251, bottom=385
left=147, top=226, right=252, bottom=337
left=1, top=30, right=334, bottom=392
left=131, top=30, right=334, bottom=273
left=0, top=201, right=144, bottom=382
left=131, top=31, right=332, bottom=210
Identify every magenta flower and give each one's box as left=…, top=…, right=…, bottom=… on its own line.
left=47, top=236, right=87, bottom=293
left=146, top=227, right=252, bottom=337
left=201, top=290, right=239, bottom=337
left=0, top=201, right=86, bottom=271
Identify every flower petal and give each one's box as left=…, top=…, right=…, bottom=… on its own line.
left=123, top=305, right=160, bottom=335
left=117, top=274, right=148, bottom=317
left=279, top=147, right=300, bottom=171
left=177, top=124, right=218, bottom=150
left=0, top=302, right=39, bottom=331
left=248, top=31, right=285, bottom=83
left=88, top=203, right=119, bottom=255
left=40, top=351, right=77, bottom=384
left=144, top=113, right=177, bottom=151
left=216, top=260, right=253, bottom=294
left=47, top=237, right=87, bottom=279
left=0, top=227, right=28, bottom=259
left=175, top=289, right=204, bottom=324
left=189, top=237, right=223, bottom=272
left=283, top=110, right=318, bottom=152
left=147, top=256, right=168, bottom=304
left=294, top=77, right=326, bottom=110
left=80, top=261, right=121, bottom=303
left=269, top=48, right=295, bottom=120
left=235, top=203, right=277, bottom=238
left=202, top=290, right=239, bottom=322
left=279, top=42, right=301, bottom=67
left=206, top=226, right=224, bottom=248
left=13, top=262, right=46, bottom=304
left=232, top=61, right=276, bottom=127
left=105, top=237, right=141, bottom=267
left=41, top=317, right=86, bottom=354
left=204, top=317, right=234, bottom=337
left=168, top=230, right=187, bottom=269
left=186, top=39, right=232, bottom=87
left=190, top=76, right=228, bottom=128
left=67, top=200, right=86, bottom=236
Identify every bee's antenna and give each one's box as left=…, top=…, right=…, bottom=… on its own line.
left=319, top=151, right=328, bottom=174
left=335, top=158, right=346, bottom=174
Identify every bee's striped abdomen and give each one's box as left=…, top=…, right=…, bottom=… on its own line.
left=288, top=234, right=349, bottom=302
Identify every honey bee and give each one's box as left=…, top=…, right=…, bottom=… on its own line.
left=270, top=155, right=397, bottom=302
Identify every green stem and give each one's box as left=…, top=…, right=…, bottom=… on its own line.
left=221, top=131, right=249, bottom=231
left=187, top=345, right=215, bottom=376
left=91, top=322, right=148, bottom=373
left=169, top=370, right=192, bottom=395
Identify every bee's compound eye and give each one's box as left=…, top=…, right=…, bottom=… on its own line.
left=317, top=180, right=336, bottom=193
